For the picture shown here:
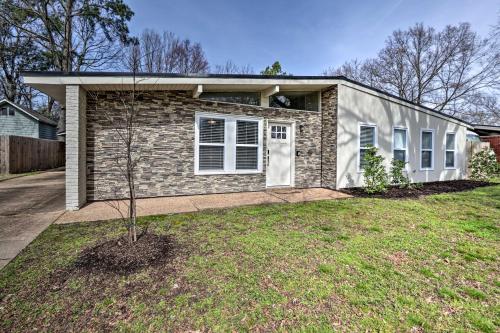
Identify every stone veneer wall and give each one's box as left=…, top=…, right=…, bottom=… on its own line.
left=320, top=86, right=338, bottom=189
left=87, top=88, right=338, bottom=200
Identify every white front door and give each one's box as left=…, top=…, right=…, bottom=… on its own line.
left=266, top=122, right=293, bottom=187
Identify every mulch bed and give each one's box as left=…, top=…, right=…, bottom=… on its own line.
left=74, top=233, right=176, bottom=274
left=340, top=180, right=494, bottom=199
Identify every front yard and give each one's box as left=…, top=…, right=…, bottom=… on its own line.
left=1, top=184, right=499, bottom=332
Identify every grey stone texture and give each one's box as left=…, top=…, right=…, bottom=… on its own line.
left=86, top=88, right=338, bottom=200
left=320, top=86, right=338, bottom=189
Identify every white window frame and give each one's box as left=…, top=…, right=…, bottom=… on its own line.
left=420, top=129, right=435, bottom=171
left=392, top=127, right=408, bottom=164
left=444, top=131, right=456, bottom=169
left=358, top=123, right=378, bottom=172
left=194, top=112, right=263, bottom=175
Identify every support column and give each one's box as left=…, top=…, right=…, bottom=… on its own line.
left=65, top=85, right=87, bottom=210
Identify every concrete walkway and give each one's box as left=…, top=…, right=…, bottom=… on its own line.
left=0, top=169, right=65, bottom=269
left=58, top=188, right=351, bottom=224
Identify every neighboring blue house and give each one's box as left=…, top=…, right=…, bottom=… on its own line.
left=0, top=99, right=58, bottom=140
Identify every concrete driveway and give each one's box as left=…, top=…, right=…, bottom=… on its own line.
left=0, top=169, right=65, bottom=269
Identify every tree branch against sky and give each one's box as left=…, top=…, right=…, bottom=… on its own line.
left=326, top=22, right=500, bottom=124
left=122, top=29, right=209, bottom=74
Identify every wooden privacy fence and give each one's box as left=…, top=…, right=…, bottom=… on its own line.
left=0, top=135, right=65, bottom=174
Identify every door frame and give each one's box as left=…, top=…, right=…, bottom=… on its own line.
left=266, top=120, right=296, bottom=188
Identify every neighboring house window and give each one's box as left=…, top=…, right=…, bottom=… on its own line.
left=445, top=132, right=456, bottom=168
left=359, top=124, right=376, bottom=170
left=420, top=129, right=434, bottom=170
left=0, top=107, right=7, bottom=116
left=200, top=92, right=260, bottom=106
left=269, top=91, right=319, bottom=111
left=393, top=128, right=408, bottom=162
left=8, top=107, right=14, bottom=116
left=195, top=113, right=262, bottom=174
left=198, top=117, right=225, bottom=171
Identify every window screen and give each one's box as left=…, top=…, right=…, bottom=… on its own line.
left=269, top=92, right=319, bottom=111
left=200, top=92, right=260, bottom=106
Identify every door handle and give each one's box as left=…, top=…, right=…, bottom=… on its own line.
left=267, top=149, right=270, bottom=166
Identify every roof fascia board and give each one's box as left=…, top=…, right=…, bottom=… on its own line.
left=23, top=75, right=342, bottom=86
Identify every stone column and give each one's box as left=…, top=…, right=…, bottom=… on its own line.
left=65, top=85, right=87, bottom=210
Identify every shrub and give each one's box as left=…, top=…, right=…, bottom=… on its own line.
left=470, top=149, right=498, bottom=181
left=362, top=146, right=389, bottom=193
left=390, top=159, right=411, bottom=188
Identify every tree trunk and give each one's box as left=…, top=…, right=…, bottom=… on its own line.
left=63, top=0, right=74, bottom=72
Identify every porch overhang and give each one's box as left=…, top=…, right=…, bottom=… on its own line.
left=22, top=72, right=341, bottom=105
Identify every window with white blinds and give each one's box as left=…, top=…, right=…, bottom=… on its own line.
left=236, top=121, right=259, bottom=170
left=198, top=117, right=225, bottom=170
left=195, top=113, right=262, bottom=174
left=359, top=124, right=376, bottom=170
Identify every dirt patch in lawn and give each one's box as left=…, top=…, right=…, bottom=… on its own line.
left=341, top=180, right=493, bottom=199
left=75, top=233, right=175, bottom=274
left=11, top=233, right=193, bottom=332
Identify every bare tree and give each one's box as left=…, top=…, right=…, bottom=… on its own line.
left=1, top=0, right=134, bottom=129
left=88, top=58, right=144, bottom=243
left=327, top=23, right=499, bottom=122
left=212, top=60, right=254, bottom=74
left=123, top=29, right=209, bottom=74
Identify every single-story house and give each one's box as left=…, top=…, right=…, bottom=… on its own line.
left=22, top=72, right=472, bottom=211
left=0, top=99, right=58, bottom=140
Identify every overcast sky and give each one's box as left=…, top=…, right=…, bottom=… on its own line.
left=126, top=0, right=499, bottom=75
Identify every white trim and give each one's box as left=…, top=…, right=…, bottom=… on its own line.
left=444, top=132, right=457, bottom=170
left=420, top=129, right=435, bottom=171
left=194, top=112, right=263, bottom=175
left=262, top=85, right=280, bottom=97
left=192, top=84, right=203, bottom=98
left=266, top=120, right=296, bottom=187
left=358, top=123, right=378, bottom=172
left=392, top=126, right=409, bottom=165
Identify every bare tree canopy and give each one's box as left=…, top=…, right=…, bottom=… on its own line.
left=0, top=0, right=134, bottom=126
left=212, top=60, right=254, bottom=74
left=0, top=21, right=48, bottom=108
left=1, top=0, right=134, bottom=72
left=123, top=29, right=209, bottom=74
left=326, top=22, right=500, bottom=124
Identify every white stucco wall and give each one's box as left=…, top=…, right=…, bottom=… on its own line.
left=336, top=83, right=468, bottom=189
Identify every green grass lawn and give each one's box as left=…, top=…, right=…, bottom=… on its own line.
left=1, top=184, right=499, bottom=332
